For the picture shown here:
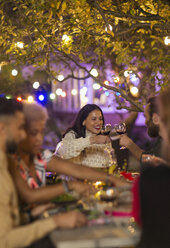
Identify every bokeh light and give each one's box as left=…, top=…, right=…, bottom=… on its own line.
left=164, top=36, right=170, bottom=45
left=93, top=83, right=100, bottom=90
left=90, top=68, right=98, bottom=77
left=56, top=88, right=63, bottom=95
left=130, top=86, right=139, bottom=97
left=16, top=42, right=24, bottom=49
left=49, top=93, right=56, bottom=100
left=17, top=96, right=22, bottom=102
left=11, top=69, right=18, bottom=76
left=61, top=91, right=66, bottom=97
left=27, top=96, right=34, bottom=102
left=38, top=94, right=45, bottom=101
left=57, top=74, right=64, bottom=81
left=71, top=89, right=77, bottom=95
left=33, top=81, right=40, bottom=89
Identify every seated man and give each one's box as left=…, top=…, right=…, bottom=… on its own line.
left=119, top=96, right=162, bottom=161
left=0, top=97, right=86, bottom=248
left=138, top=86, right=170, bottom=248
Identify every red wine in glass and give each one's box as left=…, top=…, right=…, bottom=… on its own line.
left=114, top=123, right=126, bottom=149
left=101, top=124, right=112, bottom=136
left=116, top=131, right=125, bottom=135
left=103, top=130, right=111, bottom=136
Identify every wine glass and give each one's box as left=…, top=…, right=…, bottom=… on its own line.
left=114, top=122, right=126, bottom=149
left=101, top=124, right=112, bottom=135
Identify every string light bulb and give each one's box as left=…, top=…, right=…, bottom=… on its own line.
left=57, top=74, right=64, bottom=81
left=71, top=89, right=77, bottom=95
left=93, top=83, right=100, bottom=90
left=90, top=68, right=98, bottom=77
left=17, top=96, right=22, bottom=102
left=164, top=36, right=170, bottom=45
left=61, top=91, right=66, bottom=97
left=11, top=69, right=18, bottom=76
left=16, top=42, right=24, bottom=49
left=56, top=88, right=63, bottom=95
left=49, top=93, right=56, bottom=100
left=130, top=86, right=139, bottom=97
left=33, top=81, right=40, bottom=89
left=27, top=96, right=34, bottom=102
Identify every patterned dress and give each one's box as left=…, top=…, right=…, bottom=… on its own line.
left=18, top=150, right=53, bottom=188
left=55, top=130, right=114, bottom=168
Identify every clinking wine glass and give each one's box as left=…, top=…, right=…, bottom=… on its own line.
left=114, top=122, right=126, bottom=149
left=101, top=124, right=112, bottom=135
left=101, top=124, right=114, bottom=173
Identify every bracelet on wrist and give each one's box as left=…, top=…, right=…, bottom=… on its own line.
left=62, top=180, right=70, bottom=193
left=105, top=173, right=111, bottom=185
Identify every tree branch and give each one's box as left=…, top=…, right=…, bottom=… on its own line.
left=103, top=9, right=164, bottom=21
left=99, top=82, right=143, bottom=112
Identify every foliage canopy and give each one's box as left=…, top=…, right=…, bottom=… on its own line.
left=0, top=0, right=169, bottom=111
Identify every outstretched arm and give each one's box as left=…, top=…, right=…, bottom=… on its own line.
left=119, top=134, right=144, bottom=161
left=124, top=112, right=138, bottom=134
left=8, top=157, right=90, bottom=204
left=47, top=156, right=129, bottom=187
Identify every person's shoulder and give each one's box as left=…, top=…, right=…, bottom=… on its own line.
left=64, top=130, right=76, bottom=138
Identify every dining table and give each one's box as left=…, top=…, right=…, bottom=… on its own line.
left=48, top=182, right=141, bottom=248
left=50, top=216, right=140, bottom=248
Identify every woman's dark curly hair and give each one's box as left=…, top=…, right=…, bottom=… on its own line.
left=64, top=104, right=104, bottom=138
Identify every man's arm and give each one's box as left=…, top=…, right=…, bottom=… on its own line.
left=119, top=134, right=144, bottom=161
left=124, top=112, right=138, bottom=134
left=0, top=208, right=86, bottom=248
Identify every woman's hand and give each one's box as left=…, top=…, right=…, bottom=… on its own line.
left=141, top=154, right=167, bottom=166
left=68, top=181, right=95, bottom=198
left=90, top=135, right=111, bottom=145
left=109, top=174, right=130, bottom=187
left=119, top=134, right=132, bottom=149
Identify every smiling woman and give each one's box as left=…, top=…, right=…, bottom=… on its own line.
left=55, top=104, right=113, bottom=169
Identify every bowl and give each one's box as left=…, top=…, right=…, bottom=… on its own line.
left=100, top=187, right=119, bottom=202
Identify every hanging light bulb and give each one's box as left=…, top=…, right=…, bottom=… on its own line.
left=57, top=74, right=64, bottom=81
left=33, top=81, right=40, bottom=89
left=17, top=96, right=22, bottom=102
left=11, top=69, right=18, bottom=76
left=56, top=88, right=63, bottom=95
left=164, top=36, right=170, bottom=45
left=130, top=86, right=139, bottom=97
left=38, top=94, right=45, bottom=101
left=61, top=91, right=66, bottom=97
left=62, top=34, right=71, bottom=44
left=71, top=89, right=77, bottom=95
left=16, top=42, right=24, bottom=49
left=90, top=69, right=98, bottom=77
left=27, top=96, right=34, bottom=102
left=49, top=93, right=56, bottom=100
left=93, top=83, right=100, bottom=90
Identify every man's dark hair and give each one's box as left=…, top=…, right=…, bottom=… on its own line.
left=0, top=97, right=23, bottom=116
left=147, top=96, right=159, bottom=118
left=0, top=97, right=23, bottom=154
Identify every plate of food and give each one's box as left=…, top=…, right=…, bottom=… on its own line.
left=51, top=193, right=77, bottom=205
